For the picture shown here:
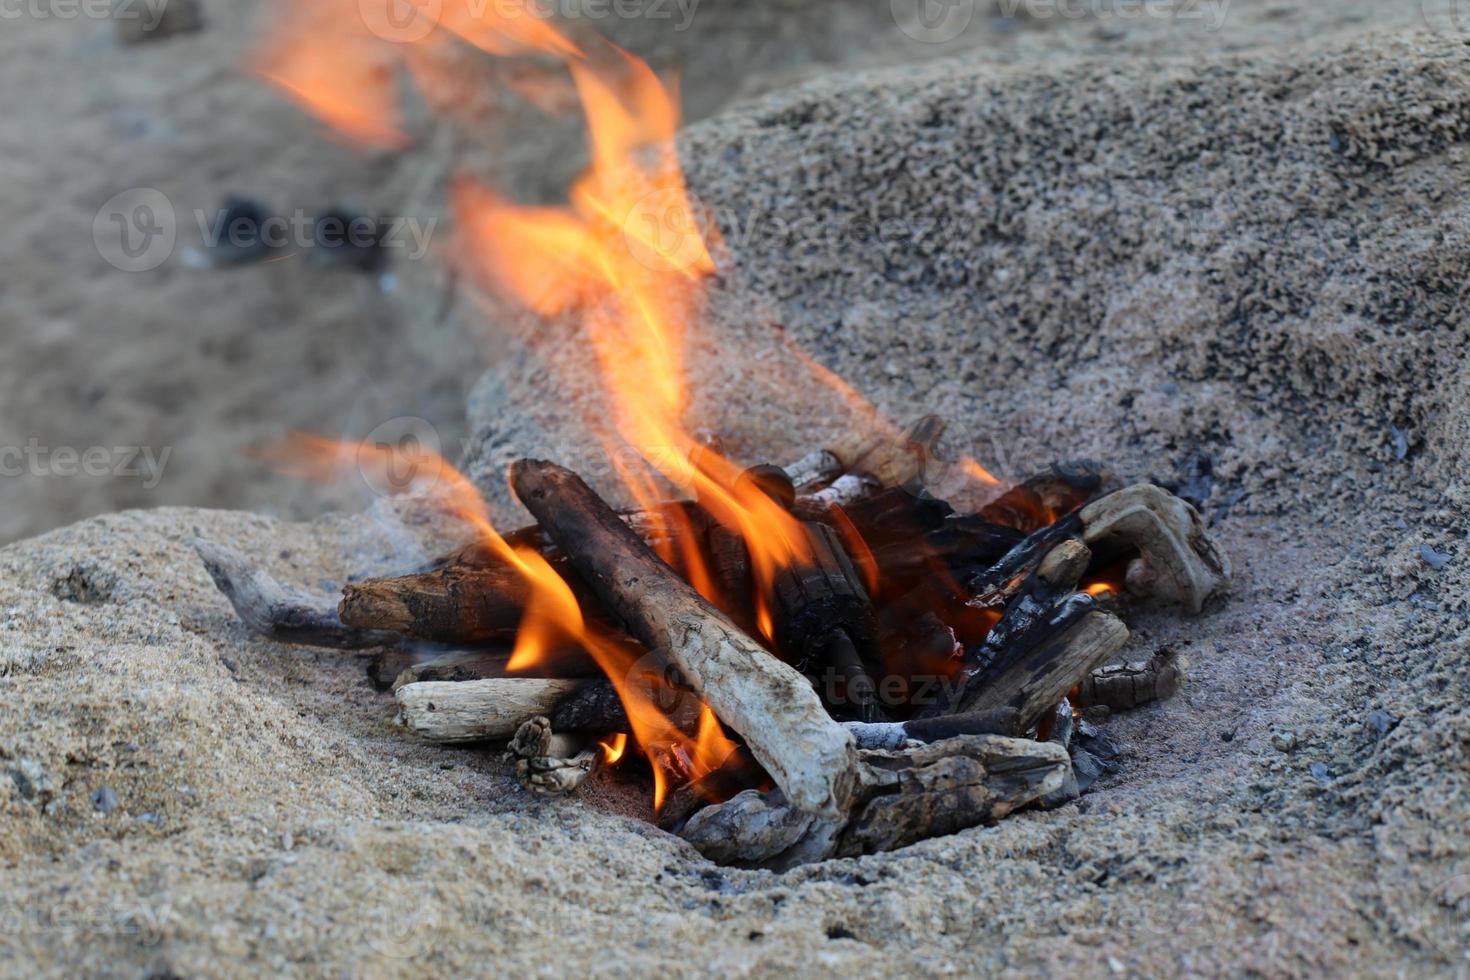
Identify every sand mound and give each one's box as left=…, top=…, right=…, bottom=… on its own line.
left=4, top=25, right=1468, bottom=978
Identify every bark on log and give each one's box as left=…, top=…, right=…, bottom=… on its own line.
left=680, top=734, right=1069, bottom=869
left=510, top=459, right=859, bottom=817
left=394, top=678, right=584, bottom=743
left=339, top=563, right=532, bottom=644
left=194, top=539, right=404, bottom=650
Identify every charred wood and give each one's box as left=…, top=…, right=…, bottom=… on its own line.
left=1073, top=649, right=1182, bottom=713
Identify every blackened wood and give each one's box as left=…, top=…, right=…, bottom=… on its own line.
left=772, top=521, right=885, bottom=722
left=194, top=539, right=405, bottom=650
left=959, top=606, right=1130, bottom=731
left=965, top=511, right=1084, bottom=607
left=509, top=459, right=859, bottom=817
left=390, top=649, right=515, bottom=688
left=656, top=746, right=771, bottom=832
left=1073, top=649, right=1182, bottom=712
left=548, top=676, right=704, bottom=734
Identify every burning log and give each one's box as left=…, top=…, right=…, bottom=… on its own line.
left=548, top=675, right=704, bottom=734
left=394, top=677, right=584, bottom=743
left=509, top=459, right=860, bottom=817
left=679, top=734, right=1070, bottom=869
left=1073, top=649, right=1183, bottom=714
left=1078, top=484, right=1230, bottom=613
left=193, top=539, right=404, bottom=650
left=978, top=460, right=1105, bottom=532
left=772, top=520, right=884, bottom=722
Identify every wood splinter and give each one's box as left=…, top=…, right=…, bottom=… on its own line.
left=1074, top=649, right=1183, bottom=714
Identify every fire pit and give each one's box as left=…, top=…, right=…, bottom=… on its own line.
left=197, top=430, right=1227, bottom=867
left=187, top=0, right=1238, bottom=870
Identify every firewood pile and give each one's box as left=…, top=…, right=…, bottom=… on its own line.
left=196, top=417, right=1230, bottom=869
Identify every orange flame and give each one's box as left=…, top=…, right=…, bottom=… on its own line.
left=259, top=431, right=734, bottom=811
left=599, top=733, right=628, bottom=765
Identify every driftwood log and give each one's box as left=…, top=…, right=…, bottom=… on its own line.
left=194, top=539, right=405, bottom=649
left=395, top=677, right=584, bottom=743
left=679, top=734, right=1070, bottom=868
left=959, top=604, right=1130, bottom=729
left=339, top=563, right=534, bottom=644
left=1079, top=484, right=1231, bottom=613
left=510, top=458, right=859, bottom=817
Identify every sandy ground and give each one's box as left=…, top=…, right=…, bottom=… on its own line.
left=3, top=0, right=1469, bottom=976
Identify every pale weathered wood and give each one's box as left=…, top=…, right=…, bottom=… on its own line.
left=1080, top=484, right=1230, bottom=613
left=194, top=539, right=403, bottom=650
left=394, top=678, right=584, bottom=743
left=679, top=734, right=1070, bottom=868
left=509, top=459, right=859, bottom=817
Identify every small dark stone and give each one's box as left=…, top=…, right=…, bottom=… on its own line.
left=1419, top=544, right=1452, bottom=571
left=825, top=925, right=857, bottom=941
left=220, top=657, right=238, bottom=674
left=1072, top=748, right=1106, bottom=793
left=1366, top=710, right=1397, bottom=736
left=92, top=786, right=120, bottom=814
left=747, top=931, right=764, bottom=941
left=1219, top=729, right=1236, bottom=743
left=1389, top=426, right=1409, bottom=461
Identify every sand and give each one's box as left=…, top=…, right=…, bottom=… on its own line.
left=3, top=1, right=1469, bottom=976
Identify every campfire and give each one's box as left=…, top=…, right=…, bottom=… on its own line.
left=195, top=0, right=1231, bottom=869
